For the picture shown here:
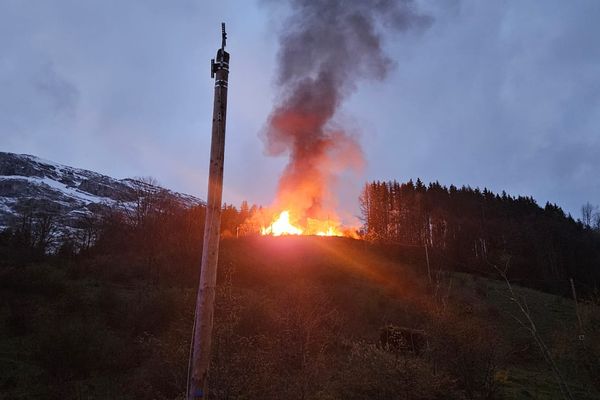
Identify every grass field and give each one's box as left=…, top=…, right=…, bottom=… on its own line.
left=1, top=236, right=598, bottom=399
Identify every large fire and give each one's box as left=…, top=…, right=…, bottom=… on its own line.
left=258, top=209, right=351, bottom=238
left=250, top=209, right=358, bottom=239
left=261, top=211, right=303, bottom=236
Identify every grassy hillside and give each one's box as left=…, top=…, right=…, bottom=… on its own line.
left=1, top=236, right=599, bottom=399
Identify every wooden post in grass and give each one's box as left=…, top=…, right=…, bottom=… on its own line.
left=188, top=23, right=230, bottom=400
left=570, top=278, right=584, bottom=340
left=425, top=243, right=432, bottom=285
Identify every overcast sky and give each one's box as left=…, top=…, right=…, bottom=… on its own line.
left=1, top=0, right=599, bottom=218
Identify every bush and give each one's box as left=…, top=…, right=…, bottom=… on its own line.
left=327, top=342, right=457, bottom=399
left=427, top=316, right=501, bottom=400
left=126, top=289, right=177, bottom=336
left=5, top=298, right=34, bottom=336
left=0, top=264, right=67, bottom=297
left=33, top=319, right=128, bottom=381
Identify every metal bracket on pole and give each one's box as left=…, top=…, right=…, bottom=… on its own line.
left=221, top=22, right=227, bottom=51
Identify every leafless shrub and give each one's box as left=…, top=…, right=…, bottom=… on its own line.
left=490, top=258, right=575, bottom=400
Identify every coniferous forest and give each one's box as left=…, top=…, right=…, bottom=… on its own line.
left=359, top=180, right=600, bottom=297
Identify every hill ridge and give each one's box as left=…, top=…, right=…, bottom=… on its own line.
left=0, top=151, right=203, bottom=231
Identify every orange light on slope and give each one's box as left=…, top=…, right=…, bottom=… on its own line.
left=308, top=218, right=344, bottom=237
left=261, top=210, right=303, bottom=236
left=316, top=227, right=339, bottom=237
left=260, top=210, right=347, bottom=237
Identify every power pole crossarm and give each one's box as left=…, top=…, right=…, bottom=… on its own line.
left=188, top=23, right=230, bottom=400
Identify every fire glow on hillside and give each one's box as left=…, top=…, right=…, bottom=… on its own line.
left=260, top=210, right=344, bottom=237
left=262, top=211, right=303, bottom=236
left=239, top=204, right=358, bottom=238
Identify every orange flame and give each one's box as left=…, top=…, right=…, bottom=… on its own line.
left=261, top=211, right=303, bottom=236
left=260, top=210, right=347, bottom=237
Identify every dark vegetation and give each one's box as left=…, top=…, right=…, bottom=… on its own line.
left=360, top=180, right=600, bottom=297
left=1, top=180, right=599, bottom=399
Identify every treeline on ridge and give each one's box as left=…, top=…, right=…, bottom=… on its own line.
left=360, top=179, right=600, bottom=296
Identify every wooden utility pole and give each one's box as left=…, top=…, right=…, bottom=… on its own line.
left=188, top=23, right=230, bottom=399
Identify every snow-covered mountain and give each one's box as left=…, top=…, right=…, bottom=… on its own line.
left=0, top=152, right=203, bottom=232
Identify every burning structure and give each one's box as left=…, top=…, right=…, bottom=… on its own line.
left=255, top=0, right=432, bottom=237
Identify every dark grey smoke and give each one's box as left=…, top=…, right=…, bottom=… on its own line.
left=264, top=0, right=432, bottom=219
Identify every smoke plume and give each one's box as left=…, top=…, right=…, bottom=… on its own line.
left=264, top=0, right=432, bottom=221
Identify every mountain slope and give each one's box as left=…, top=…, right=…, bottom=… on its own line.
left=0, top=152, right=202, bottom=230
